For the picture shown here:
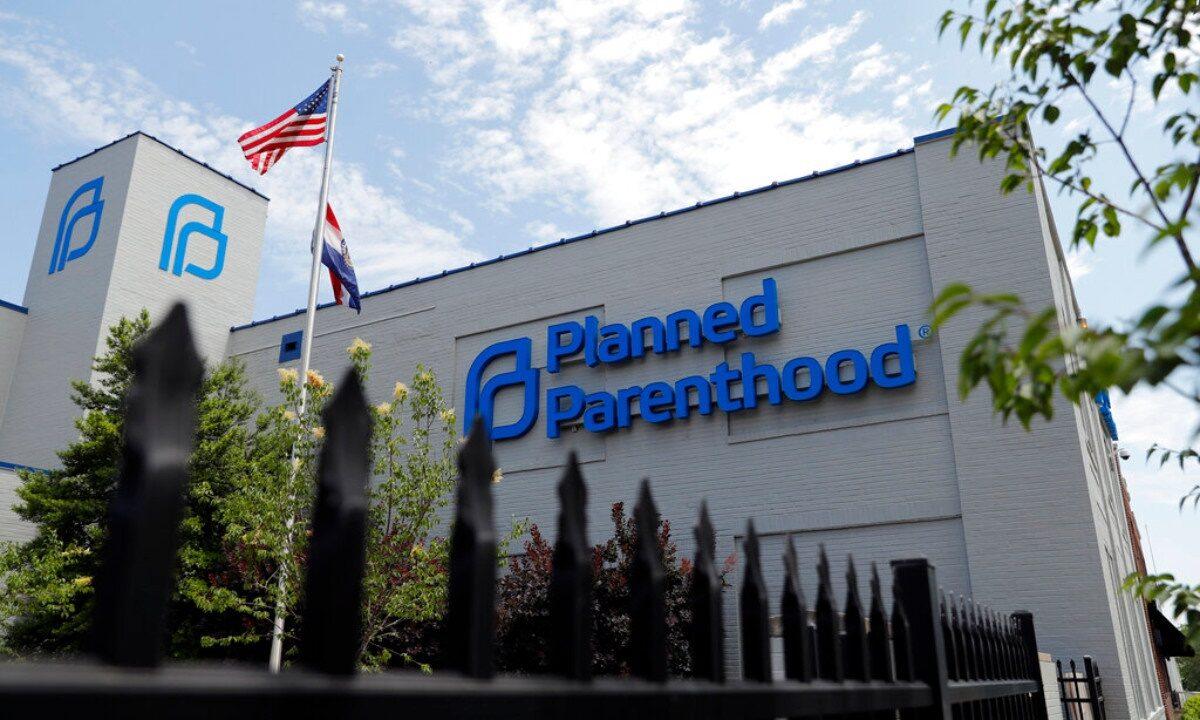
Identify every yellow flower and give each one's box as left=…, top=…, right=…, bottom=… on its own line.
left=375, top=402, right=393, bottom=415
left=492, top=467, right=503, bottom=484
left=306, top=370, right=325, bottom=388
left=73, top=576, right=92, bottom=587
left=416, top=370, right=433, bottom=382
left=312, top=426, right=325, bottom=439
left=393, top=381, right=409, bottom=400
left=347, top=337, right=371, bottom=354
left=440, top=409, right=456, bottom=424
left=277, top=368, right=299, bottom=385
left=291, top=457, right=302, bottom=471
left=283, top=410, right=297, bottom=422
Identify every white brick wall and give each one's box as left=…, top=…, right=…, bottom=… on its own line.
left=0, top=130, right=1160, bottom=720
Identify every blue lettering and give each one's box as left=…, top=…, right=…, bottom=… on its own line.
left=640, top=382, right=675, bottom=423
left=782, top=356, right=823, bottom=401
left=597, top=323, right=631, bottom=364
left=870, top=325, right=916, bottom=388
left=546, top=385, right=584, bottom=438
left=583, top=316, right=601, bottom=367
left=740, top=278, right=780, bottom=337
left=740, top=352, right=782, bottom=408
left=547, top=322, right=584, bottom=373
left=826, top=349, right=869, bottom=395
left=665, top=309, right=703, bottom=351
left=616, top=386, right=642, bottom=428
left=583, top=392, right=617, bottom=433
left=674, top=375, right=713, bottom=418
left=702, top=302, right=739, bottom=344
left=709, top=362, right=742, bottom=412
left=630, top=316, right=666, bottom=357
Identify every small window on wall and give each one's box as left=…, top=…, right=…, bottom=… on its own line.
left=279, top=330, right=303, bottom=363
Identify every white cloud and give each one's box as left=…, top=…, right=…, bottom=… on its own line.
left=762, top=11, right=867, bottom=86
left=758, top=0, right=806, bottom=30
left=1066, top=245, right=1095, bottom=280
left=361, top=60, right=399, bottom=78
left=846, top=43, right=894, bottom=92
left=297, top=1, right=368, bottom=34
left=390, top=4, right=914, bottom=225
left=0, top=26, right=478, bottom=292
left=524, top=220, right=566, bottom=243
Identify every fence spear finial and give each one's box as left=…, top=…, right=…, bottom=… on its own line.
left=781, top=533, right=812, bottom=681
left=300, top=370, right=372, bottom=675
left=549, top=451, right=591, bottom=679
left=815, top=544, right=843, bottom=680
left=843, top=555, right=869, bottom=681
left=868, top=563, right=894, bottom=682
left=690, top=500, right=724, bottom=681
left=740, top=519, right=771, bottom=682
left=446, top=417, right=497, bottom=678
left=93, top=303, right=202, bottom=668
left=629, top=479, right=666, bottom=682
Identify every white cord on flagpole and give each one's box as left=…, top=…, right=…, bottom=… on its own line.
left=268, top=53, right=344, bottom=674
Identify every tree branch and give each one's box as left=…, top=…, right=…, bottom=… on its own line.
left=1067, top=69, right=1199, bottom=275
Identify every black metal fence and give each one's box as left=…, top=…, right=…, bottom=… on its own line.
left=0, top=306, right=1053, bottom=719
left=1057, top=657, right=1107, bottom=720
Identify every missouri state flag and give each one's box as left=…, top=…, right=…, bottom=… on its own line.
left=321, top=204, right=361, bottom=313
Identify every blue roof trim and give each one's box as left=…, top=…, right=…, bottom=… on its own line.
left=52, top=131, right=269, bottom=201
left=0, top=299, right=28, bottom=315
left=231, top=130, right=954, bottom=333
left=913, top=127, right=957, bottom=144
left=0, top=459, right=50, bottom=474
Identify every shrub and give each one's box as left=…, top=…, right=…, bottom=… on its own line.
left=495, top=501, right=735, bottom=676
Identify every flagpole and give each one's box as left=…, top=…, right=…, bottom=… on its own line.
left=268, top=53, right=344, bottom=673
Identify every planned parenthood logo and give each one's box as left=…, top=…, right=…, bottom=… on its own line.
left=463, top=338, right=541, bottom=441
left=49, top=176, right=105, bottom=275
left=160, top=193, right=228, bottom=280
left=463, top=278, right=919, bottom=442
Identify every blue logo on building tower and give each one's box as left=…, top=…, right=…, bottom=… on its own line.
left=49, top=176, right=105, bottom=275
left=160, top=193, right=228, bottom=280
left=463, top=278, right=918, bottom=441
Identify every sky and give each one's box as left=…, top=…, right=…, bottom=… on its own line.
left=0, top=1, right=1195, bottom=587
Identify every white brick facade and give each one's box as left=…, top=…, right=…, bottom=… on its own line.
left=0, top=130, right=1162, bottom=720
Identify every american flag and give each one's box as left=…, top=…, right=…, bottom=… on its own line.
left=238, top=80, right=330, bottom=175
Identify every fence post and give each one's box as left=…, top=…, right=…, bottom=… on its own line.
left=629, top=479, right=667, bottom=682
left=93, top=303, right=202, bottom=668
left=1083, top=657, right=1105, bottom=720
left=891, top=558, right=952, bottom=720
left=740, top=520, right=771, bottom=682
left=781, top=534, right=812, bottom=682
left=1013, top=610, right=1051, bottom=720
left=445, top=419, right=497, bottom=678
left=690, top=501, right=724, bottom=682
left=549, top=452, right=592, bottom=680
left=299, top=371, right=371, bottom=675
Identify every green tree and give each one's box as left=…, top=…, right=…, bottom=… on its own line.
left=1178, top=653, right=1200, bottom=691
left=211, top=339, right=476, bottom=670
left=0, top=311, right=262, bottom=658
left=933, top=0, right=1199, bottom=643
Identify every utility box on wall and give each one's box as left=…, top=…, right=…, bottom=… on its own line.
left=0, top=132, right=268, bottom=473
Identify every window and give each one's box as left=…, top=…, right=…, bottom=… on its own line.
left=278, top=330, right=303, bottom=363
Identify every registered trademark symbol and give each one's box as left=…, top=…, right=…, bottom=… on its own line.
left=918, top=324, right=932, bottom=339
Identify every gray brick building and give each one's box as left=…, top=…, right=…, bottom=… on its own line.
left=0, top=129, right=1166, bottom=720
